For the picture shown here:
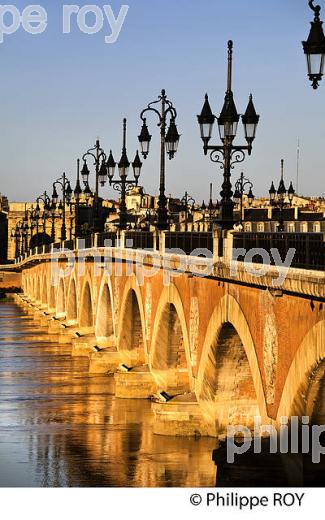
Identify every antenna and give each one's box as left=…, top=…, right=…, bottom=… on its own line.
left=296, top=138, right=300, bottom=195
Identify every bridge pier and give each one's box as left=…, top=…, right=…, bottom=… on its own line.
left=14, top=294, right=50, bottom=327
left=54, top=322, right=82, bottom=344
left=71, top=334, right=97, bottom=357
left=48, top=317, right=66, bottom=334
left=35, top=311, right=53, bottom=328
left=114, top=365, right=157, bottom=399
left=152, top=393, right=210, bottom=437
left=88, top=349, right=121, bottom=374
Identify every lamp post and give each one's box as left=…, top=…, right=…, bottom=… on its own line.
left=139, top=89, right=180, bottom=230
left=35, top=192, right=52, bottom=245
left=73, top=159, right=83, bottom=238
left=50, top=201, right=57, bottom=243
left=11, top=220, right=26, bottom=257
left=51, top=173, right=72, bottom=242
left=303, top=0, right=325, bottom=89
left=269, top=160, right=295, bottom=232
left=142, top=197, right=156, bottom=230
left=69, top=159, right=93, bottom=239
left=201, top=185, right=220, bottom=231
left=233, top=172, right=254, bottom=224
left=81, top=140, right=108, bottom=197
left=198, top=41, right=259, bottom=230
left=180, top=191, right=195, bottom=232
left=21, top=205, right=37, bottom=253
left=81, top=139, right=108, bottom=232
left=106, top=118, right=142, bottom=230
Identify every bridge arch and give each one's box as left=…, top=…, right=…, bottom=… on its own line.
left=197, top=294, right=268, bottom=436
left=95, top=277, right=115, bottom=341
left=66, top=276, right=78, bottom=325
left=117, top=275, right=147, bottom=366
left=79, top=279, right=94, bottom=330
left=276, top=319, right=325, bottom=423
left=56, top=277, right=66, bottom=318
left=150, top=284, right=192, bottom=394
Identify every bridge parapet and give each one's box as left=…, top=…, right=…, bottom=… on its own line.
left=5, top=234, right=324, bottom=299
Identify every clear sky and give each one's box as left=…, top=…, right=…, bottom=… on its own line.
left=0, top=0, right=324, bottom=203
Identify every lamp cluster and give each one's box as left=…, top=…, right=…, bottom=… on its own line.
left=269, top=160, right=295, bottom=232
left=198, top=91, right=259, bottom=155
left=138, top=114, right=180, bottom=160
left=197, top=40, right=259, bottom=228
left=80, top=137, right=143, bottom=192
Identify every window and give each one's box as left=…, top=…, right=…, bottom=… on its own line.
left=301, top=222, right=308, bottom=233
left=244, top=222, right=252, bottom=232
left=257, top=222, right=264, bottom=232
left=313, top=222, right=321, bottom=233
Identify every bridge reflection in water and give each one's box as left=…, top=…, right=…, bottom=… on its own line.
left=0, top=302, right=216, bottom=487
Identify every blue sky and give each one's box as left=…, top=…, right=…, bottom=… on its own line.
left=0, top=0, right=324, bottom=202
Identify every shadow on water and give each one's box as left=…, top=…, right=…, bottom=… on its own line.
left=213, top=433, right=325, bottom=487
left=0, top=302, right=216, bottom=487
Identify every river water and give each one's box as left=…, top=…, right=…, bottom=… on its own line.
left=0, top=302, right=216, bottom=487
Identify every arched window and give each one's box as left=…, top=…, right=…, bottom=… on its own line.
left=301, top=222, right=308, bottom=233
left=257, top=222, right=264, bottom=232
left=313, top=222, right=321, bottom=233
left=244, top=222, right=252, bottom=232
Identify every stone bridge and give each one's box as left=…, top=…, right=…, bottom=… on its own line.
left=3, top=241, right=325, bottom=437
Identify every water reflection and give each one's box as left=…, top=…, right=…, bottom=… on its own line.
left=0, top=303, right=215, bottom=487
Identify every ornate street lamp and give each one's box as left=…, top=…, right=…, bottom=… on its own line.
left=139, top=89, right=180, bottom=230
left=180, top=191, right=196, bottom=232
left=269, top=160, right=295, bottom=232
left=303, top=1, right=325, bottom=89
left=107, top=118, right=142, bottom=230
left=49, top=201, right=57, bottom=243
left=198, top=41, right=259, bottom=229
left=36, top=192, right=52, bottom=245
left=11, top=222, right=23, bottom=258
left=200, top=184, right=220, bottom=231
left=81, top=139, right=109, bottom=233
left=81, top=140, right=108, bottom=195
left=233, top=172, right=254, bottom=224
left=21, top=205, right=37, bottom=253
left=51, top=173, right=72, bottom=242
left=69, top=158, right=91, bottom=239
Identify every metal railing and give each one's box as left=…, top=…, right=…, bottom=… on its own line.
left=124, top=231, right=155, bottom=250
left=97, top=232, right=118, bottom=248
left=233, top=232, right=325, bottom=271
left=164, top=232, right=214, bottom=256
left=75, top=235, right=94, bottom=249
left=61, top=239, right=76, bottom=251
left=13, top=230, right=325, bottom=273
